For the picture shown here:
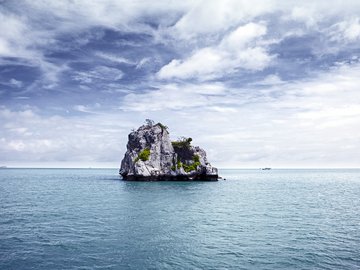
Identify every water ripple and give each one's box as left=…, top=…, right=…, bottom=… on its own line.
left=0, top=168, right=360, bottom=269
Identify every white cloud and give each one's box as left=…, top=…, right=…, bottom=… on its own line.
left=171, top=1, right=360, bottom=40
left=73, top=103, right=101, bottom=114
left=22, top=0, right=193, bottom=33
left=172, top=0, right=274, bottom=38
left=285, top=6, right=321, bottom=28
left=135, top=57, right=151, bottom=69
left=328, top=18, right=360, bottom=42
left=121, top=62, right=360, bottom=168
left=0, top=106, right=136, bottom=165
left=2, top=0, right=360, bottom=168
left=2, top=57, right=360, bottom=169
left=2, top=0, right=360, bottom=88
left=254, top=75, right=285, bottom=86
left=121, top=83, right=227, bottom=111
left=0, top=11, right=69, bottom=87
left=73, top=66, right=124, bottom=84
left=0, top=13, right=31, bottom=58
left=220, top=22, right=267, bottom=49
left=95, top=52, right=134, bottom=65
left=9, top=79, right=23, bottom=88
left=157, top=47, right=223, bottom=80
left=157, top=23, right=273, bottom=80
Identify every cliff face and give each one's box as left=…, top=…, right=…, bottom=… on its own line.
left=120, top=123, right=218, bottom=181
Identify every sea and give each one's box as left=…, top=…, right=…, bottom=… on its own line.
left=0, top=168, right=359, bottom=270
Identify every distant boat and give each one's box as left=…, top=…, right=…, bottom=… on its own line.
left=261, top=168, right=271, bottom=170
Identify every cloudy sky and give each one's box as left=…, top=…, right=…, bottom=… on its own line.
left=1, top=0, right=360, bottom=168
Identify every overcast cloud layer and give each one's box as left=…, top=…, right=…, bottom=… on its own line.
left=1, top=0, right=360, bottom=168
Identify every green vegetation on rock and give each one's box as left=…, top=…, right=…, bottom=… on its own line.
left=175, top=154, right=201, bottom=173
left=193, top=154, right=200, bottom=163
left=134, top=148, right=151, bottom=162
left=156, top=122, right=168, bottom=131
left=183, top=161, right=201, bottom=172
left=177, top=159, right=182, bottom=168
left=172, top=137, right=192, bottom=149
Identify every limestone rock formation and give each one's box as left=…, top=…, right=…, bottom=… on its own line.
left=119, top=121, right=218, bottom=181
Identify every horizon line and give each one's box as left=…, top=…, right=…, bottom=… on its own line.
left=1, top=167, right=359, bottom=170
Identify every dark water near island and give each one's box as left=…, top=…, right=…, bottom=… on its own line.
left=1, top=169, right=360, bottom=270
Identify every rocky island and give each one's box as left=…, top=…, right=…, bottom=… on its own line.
left=119, top=120, right=218, bottom=181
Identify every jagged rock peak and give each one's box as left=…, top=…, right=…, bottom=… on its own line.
left=119, top=120, right=218, bottom=181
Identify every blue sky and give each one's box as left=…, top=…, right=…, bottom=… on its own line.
left=1, top=0, right=360, bottom=168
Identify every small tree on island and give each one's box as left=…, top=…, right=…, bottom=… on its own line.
left=145, top=119, right=155, bottom=126
left=171, top=137, right=192, bottom=149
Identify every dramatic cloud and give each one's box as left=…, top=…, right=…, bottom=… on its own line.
left=1, top=0, right=360, bottom=167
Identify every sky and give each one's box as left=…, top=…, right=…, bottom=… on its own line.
left=0, top=0, right=360, bottom=168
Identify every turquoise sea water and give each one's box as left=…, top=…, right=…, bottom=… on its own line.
left=0, top=168, right=359, bottom=269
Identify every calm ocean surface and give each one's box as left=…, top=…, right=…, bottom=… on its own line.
left=0, top=169, right=359, bottom=270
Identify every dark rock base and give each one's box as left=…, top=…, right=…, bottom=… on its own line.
left=121, top=174, right=218, bottom=181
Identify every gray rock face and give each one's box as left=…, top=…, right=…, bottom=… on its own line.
left=120, top=123, right=218, bottom=181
